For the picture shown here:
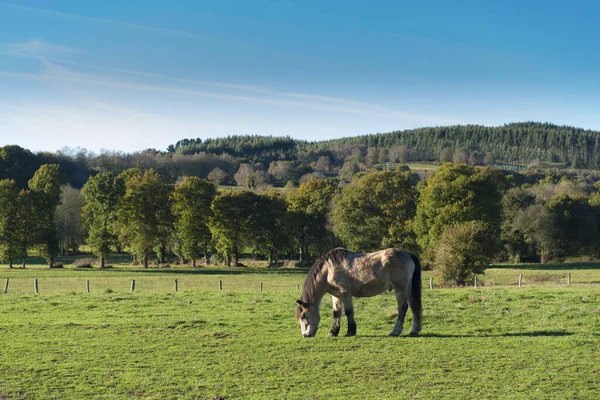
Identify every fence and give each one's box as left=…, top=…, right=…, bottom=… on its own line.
left=0, top=272, right=585, bottom=295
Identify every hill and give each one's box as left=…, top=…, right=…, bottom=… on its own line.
left=171, top=122, right=600, bottom=169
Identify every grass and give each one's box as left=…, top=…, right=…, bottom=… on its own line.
left=1, top=264, right=600, bottom=399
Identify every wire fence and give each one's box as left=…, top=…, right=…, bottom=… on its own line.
left=0, top=272, right=594, bottom=296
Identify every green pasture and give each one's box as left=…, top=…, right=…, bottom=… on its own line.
left=1, top=263, right=599, bottom=399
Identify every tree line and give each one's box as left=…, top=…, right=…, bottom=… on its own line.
left=6, top=122, right=600, bottom=197
left=3, top=162, right=600, bottom=284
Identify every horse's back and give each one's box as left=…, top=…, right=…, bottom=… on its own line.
left=339, top=248, right=414, bottom=297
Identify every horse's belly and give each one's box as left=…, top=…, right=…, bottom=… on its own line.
left=354, top=280, right=390, bottom=297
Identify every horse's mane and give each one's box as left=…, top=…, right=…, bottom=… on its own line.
left=301, top=248, right=350, bottom=304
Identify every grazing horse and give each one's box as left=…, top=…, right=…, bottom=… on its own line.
left=295, top=248, right=422, bottom=338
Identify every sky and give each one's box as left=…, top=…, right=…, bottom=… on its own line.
left=1, top=0, right=599, bottom=153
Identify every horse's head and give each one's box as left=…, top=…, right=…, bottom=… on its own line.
left=296, top=300, right=320, bottom=338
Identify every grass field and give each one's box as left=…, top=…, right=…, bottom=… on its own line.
left=1, top=262, right=599, bottom=399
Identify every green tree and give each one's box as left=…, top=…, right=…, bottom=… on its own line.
left=55, top=185, right=86, bottom=255
left=434, top=221, right=495, bottom=285
left=209, top=190, right=258, bottom=266
left=118, top=169, right=173, bottom=267
left=332, top=170, right=417, bottom=252
left=0, top=180, right=23, bottom=267
left=546, top=194, right=599, bottom=259
left=252, top=191, right=289, bottom=264
left=414, top=163, right=503, bottom=265
left=500, top=187, right=537, bottom=263
left=172, top=177, right=217, bottom=267
left=286, top=179, right=338, bottom=260
left=28, top=164, right=62, bottom=267
left=82, top=173, right=125, bottom=268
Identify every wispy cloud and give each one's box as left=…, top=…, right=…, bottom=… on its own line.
left=0, top=1, right=236, bottom=46
left=0, top=66, right=458, bottom=125
left=1, top=39, right=83, bottom=59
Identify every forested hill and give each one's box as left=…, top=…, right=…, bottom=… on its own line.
left=171, top=122, right=600, bottom=169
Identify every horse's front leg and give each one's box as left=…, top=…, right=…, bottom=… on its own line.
left=342, top=295, right=356, bottom=337
left=329, top=296, right=342, bottom=337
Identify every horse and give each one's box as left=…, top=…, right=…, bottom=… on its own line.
left=295, top=247, right=422, bottom=338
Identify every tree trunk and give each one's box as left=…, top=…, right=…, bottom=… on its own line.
left=101, top=254, right=105, bottom=268
left=143, top=253, right=149, bottom=268
left=49, top=257, right=54, bottom=268
left=8, top=259, right=13, bottom=269
left=192, top=258, right=196, bottom=268
left=22, top=258, right=26, bottom=268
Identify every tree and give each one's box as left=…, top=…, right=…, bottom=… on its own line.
left=513, top=203, right=556, bottom=263
left=207, top=167, right=228, bottom=184
left=286, top=179, right=338, bottom=260
left=82, top=173, right=125, bottom=267
left=209, top=191, right=258, bottom=265
left=414, top=164, right=503, bottom=265
left=434, top=221, right=495, bottom=285
left=118, top=169, right=173, bottom=267
left=500, top=187, right=537, bottom=263
left=332, top=170, right=417, bottom=252
left=0, top=180, right=23, bottom=267
left=172, top=177, right=217, bottom=266
left=55, top=185, right=85, bottom=255
left=453, top=148, right=469, bottom=164
left=439, top=147, right=453, bottom=163
left=252, top=192, right=289, bottom=264
left=28, top=164, right=62, bottom=267
left=338, top=160, right=360, bottom=182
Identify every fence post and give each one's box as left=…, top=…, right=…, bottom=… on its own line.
left=567, top=273, right=571, bottom=285
left=474, top=276, right=477, bottom=288
left=518, top=274, right=523, bottom=288
left=34, top=278, right=38, bottom=294
left=3, top=278, right=8, bottom=294
left=260, top=282, right=263, bottom=292
left=131, top=280, right=135, bottom=292
left=174, top=279, right=178, bottom=292
left=429, top=277, right=433, bottom=290
left=219, top=280, right=222, bottom=291
left=86, top=280, right=90, bottom=293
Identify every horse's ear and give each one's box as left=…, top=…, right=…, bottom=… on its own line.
left=296, top=300, right=307, bottom=309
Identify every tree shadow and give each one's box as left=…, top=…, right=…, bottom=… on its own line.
left=93, top=267, right=309, bottom=276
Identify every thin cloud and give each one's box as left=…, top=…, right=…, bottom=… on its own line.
left=0, top=1, right=236, bottom=46
left=2, top=39, right=83, bottom=59
left=0, top=67, right=458, bottom=124
left=55, top=60, right=271, bottom=94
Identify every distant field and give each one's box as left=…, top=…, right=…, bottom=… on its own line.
left=1, top=263, right=599, bottom=399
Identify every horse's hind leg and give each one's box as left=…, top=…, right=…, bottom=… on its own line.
left=329, top=296, right=342, bottom=337
left=390, top=290, right=408, bottom=336
left=342, top=295, right=356, bottom=337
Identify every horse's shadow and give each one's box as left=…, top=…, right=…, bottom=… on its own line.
left=359, top=330, right=575, bottom=339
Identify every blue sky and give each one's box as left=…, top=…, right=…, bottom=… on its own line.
left=1, top=0, right=599, bottom=153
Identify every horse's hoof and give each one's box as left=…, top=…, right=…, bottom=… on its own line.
left=329, top=331, right=339, bottom=337
left=344, top=332, right=356, bottom=337
left=389, top=331, right=401, bottom=337
left=409, top=332, right=420, bottom=337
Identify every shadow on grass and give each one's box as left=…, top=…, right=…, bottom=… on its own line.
left=418, top=330, right=574, bottom=338
left=492, top=262, right=600, bottom=271
left=75, top=266, right=310, bottom=276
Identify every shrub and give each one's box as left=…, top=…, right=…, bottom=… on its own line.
left=434, top=221, right=496, bottom=285
left=74, top=258, right=99, bottom=266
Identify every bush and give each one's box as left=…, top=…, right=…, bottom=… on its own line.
left=434, top=221, right=496, bottom=285
left=74, top=258, right=99, bottom=267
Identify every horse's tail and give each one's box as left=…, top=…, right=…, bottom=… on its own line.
left=409, top=253, right=423, bottom=321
